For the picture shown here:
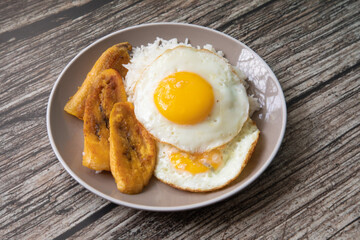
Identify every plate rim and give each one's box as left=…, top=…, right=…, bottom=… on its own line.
left=46, top=22, right=287, bottom=212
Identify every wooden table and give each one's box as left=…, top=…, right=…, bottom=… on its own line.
left=1, top=0, right=359, bottom=239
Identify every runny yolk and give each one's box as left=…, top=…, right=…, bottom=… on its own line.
left=154, top=72, right=214, bottom=125
left=170, top=149, right=223, bottom=174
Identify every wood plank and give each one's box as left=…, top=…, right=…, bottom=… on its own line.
left=0, top=0, right=92, bottom=34
left=328, top=217, right=360, bottom=240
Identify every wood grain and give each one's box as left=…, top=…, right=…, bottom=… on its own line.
left=0, top=0, right=359, bottom=239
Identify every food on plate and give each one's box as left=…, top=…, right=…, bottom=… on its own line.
left=132, top=46, right=249, bottom=153
left=155, top=118, right=259, bottom=192
left=64, top=38, right=260, bottom=194
left=109, top=102, right=156, bottom=194
left=83, top=69, right=128, bottom=171
left=124, top=38, right=260, bottom=192
left=64, top=42, right=131, bottom=120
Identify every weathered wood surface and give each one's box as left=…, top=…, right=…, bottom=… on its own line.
left=0, top=0, right=359, bottom=239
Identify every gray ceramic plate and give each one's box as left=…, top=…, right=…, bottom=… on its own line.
left=47, top=23, right=286, bottom=211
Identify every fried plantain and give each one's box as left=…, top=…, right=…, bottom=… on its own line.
left=64, top=42, right=132, bottom=120
left=109, top=102, right=156, bottom=194
left=82, top=69, right=127, bottom=171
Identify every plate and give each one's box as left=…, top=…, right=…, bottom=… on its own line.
left=47, top=23, right=286, bottom=211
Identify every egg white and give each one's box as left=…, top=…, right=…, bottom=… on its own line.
left=154, top=119, right=260, bottom=192
left=133, top=46, right=249, bottom=153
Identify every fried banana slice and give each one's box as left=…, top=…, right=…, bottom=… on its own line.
left=83, top=69, right=127, bottom=171
left=109, top=102, right=156, bottom=194
left=65, top=42, right=132, bottom=120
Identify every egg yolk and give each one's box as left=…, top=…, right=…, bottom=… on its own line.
left=170, top=149, right=223, bottom=174
left=154, top=72, right=214, bottom=125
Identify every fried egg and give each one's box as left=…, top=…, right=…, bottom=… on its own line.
left=155, top=119, right=259, bottom=192
left=133, top=46, right=249, bottom=153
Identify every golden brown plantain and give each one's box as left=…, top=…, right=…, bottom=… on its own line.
left=64, top=42, right=132, bottom=120
left=82, top=69, right=127, bottom=171
left=109, top=102, right=156, bottom=194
